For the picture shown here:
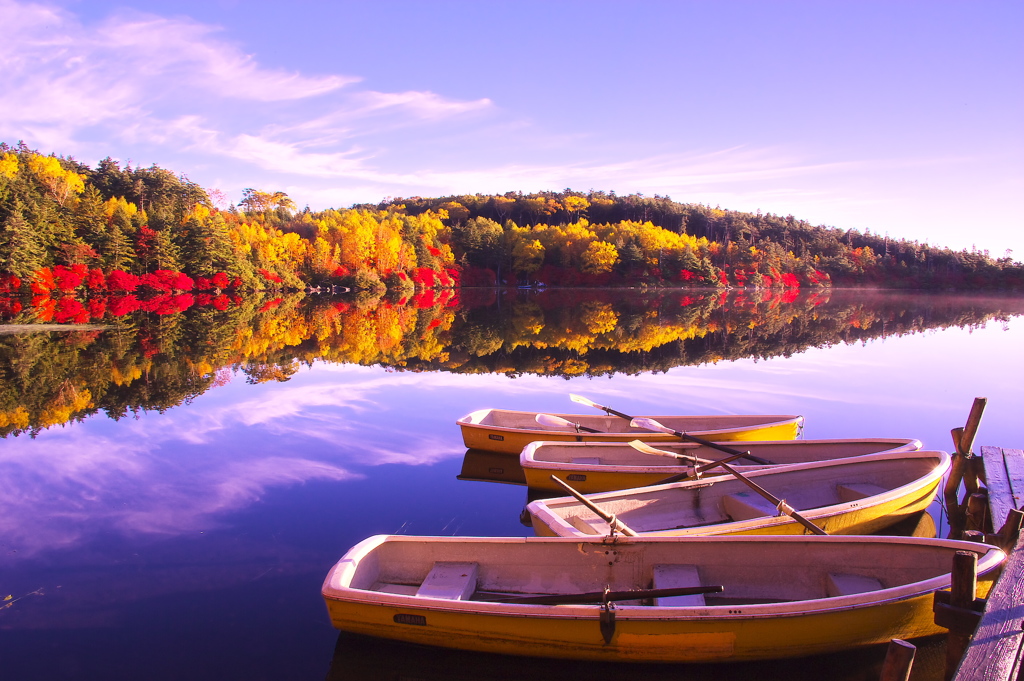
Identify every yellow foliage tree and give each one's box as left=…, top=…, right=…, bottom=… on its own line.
left=580, top=240, right=618, bottom=274
left=0, top=152, right=18, bottom=180
left=26, top=154, right=85, bottom=206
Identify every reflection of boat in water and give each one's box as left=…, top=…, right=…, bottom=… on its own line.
left=457, top=409, right=804, bottom=455
left=321, top=533, right=1002, bottom=663
left=520, top=438, right=922, bottom=493
left=324, top=628, right=948, bottom=681
left=527, top=450, right=949, bottom=538
left=457, top=449, right=525, bottom=485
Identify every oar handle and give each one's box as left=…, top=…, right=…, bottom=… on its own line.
left=714, top=460, right=827, bottom=536
left=493, top=584, right=725, bottom=605
left=549, top=475, right=637, bottom=537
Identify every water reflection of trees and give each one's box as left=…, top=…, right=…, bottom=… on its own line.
left=2, top=289, right=1022, bottom=437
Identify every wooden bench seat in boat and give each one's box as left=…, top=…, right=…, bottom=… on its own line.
left=570, top=457, right=601, bottom=465
left=836, top=483, right=888, bottom=503
left=826, top=572, right=883, bottom=597
left=415, top=562, right=479, bottom=600
left=569, top=515, right=608, bottom=534
left=652, top=564, right=707, bottom=606
left=723, top=491, right=779, bottom=521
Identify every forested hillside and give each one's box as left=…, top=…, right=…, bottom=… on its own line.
left=2, top=143, right=1021, bottom=314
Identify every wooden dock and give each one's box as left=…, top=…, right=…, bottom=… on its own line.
left=949, top=446, right=1024, bottom=681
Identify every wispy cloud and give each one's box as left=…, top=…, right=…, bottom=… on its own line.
left=0, top=0, right=489, bottom=160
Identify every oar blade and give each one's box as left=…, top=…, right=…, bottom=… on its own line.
left=630, top=417, right=674, bottom=435
left=628, top=439, right=682, bottom=459
left=536, top=413, right=573, bottom=428
left=569, top=393, right=599, bottom=409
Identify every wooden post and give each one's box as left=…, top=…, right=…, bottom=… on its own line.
left=950, top=427, right=964, bottom=456
left=945, top=550, right=978, bottom=681
left=945, top=435, right=966, bottom=500
left=964, top=492, right=989, bottom=533
left=959, top=399, right=986, bottom=495
left=879, top=639, right=916, bottom=681
left=995, top=509, right=1023, bottom=553
left=945, top=448, right=968, bottom=538
left=958, top=398, right=987, bottom=456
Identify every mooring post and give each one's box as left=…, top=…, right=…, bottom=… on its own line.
left=944, top=399, right=988, bottom=537
left=944, top=550, right=979, bottom=681
left=964, top=492, right=989, bottom=533
left=959, top=398, right=986, bottom=494
left=959, top=398, right=987, bottom=456
left=879, top=638, right=916, bottom=681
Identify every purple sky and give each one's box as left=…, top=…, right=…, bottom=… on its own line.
left=2, top=0, right=1021, bottom=256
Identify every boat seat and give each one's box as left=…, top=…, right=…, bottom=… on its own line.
left=415, top=562, right=479, bottom=600
left=652, top=564, right=706, bottom=606
left=723, top=491, right=778, bottom=521
left=570, top=457, right=601, bottom=465
left=569, top=515, right=607, bottom=535
left=376, top=583, right=419, bottom=596
left=837, top=483, right=888, bottom=502
left=826, top=572, right=883, bottom=597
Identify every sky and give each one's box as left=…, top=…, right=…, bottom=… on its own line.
left=1, top=0, right=1021, bottom=257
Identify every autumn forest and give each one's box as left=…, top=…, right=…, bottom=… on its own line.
left=2, top=143, right=1022, bottom=330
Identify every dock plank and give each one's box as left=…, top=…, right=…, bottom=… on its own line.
left=981, top=447, right=1018, bottom=530
left=1005, top=448, right=1024, bottom=511
left=953, top=533, right=1024, bottom=681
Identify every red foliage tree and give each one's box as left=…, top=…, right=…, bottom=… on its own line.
left=107, top=270, right=140, bottom=292
left=0, top=274, right=21, bottom=294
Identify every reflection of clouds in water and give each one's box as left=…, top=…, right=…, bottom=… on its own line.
left=119, top=456, right=357, bottom=534
left=0, top=367, right=477, bottom=558
left=0, top=430, right=357, bottom=558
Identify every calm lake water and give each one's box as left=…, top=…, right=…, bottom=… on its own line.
left=1, top=288, right=1021, bottom=680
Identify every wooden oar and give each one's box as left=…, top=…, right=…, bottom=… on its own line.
left=570, top=394, right=633, bottom=421
left=629, top=416, right=775, bottom=465
left=535, top=413, right=602, bottom=434
left=491, top=584, right=724, bottom=605
left=702, top=456, right=827, bottom=536
left=629, top=440, right=752, bottom=483
left=549, top=475, right=637, bottom=536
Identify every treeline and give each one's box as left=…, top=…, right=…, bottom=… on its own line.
left=4, top=289, right=1022, bottom=437
left=381, top=192, right=1024, bottom=289
left=2, top=143, right=1022, bottom=299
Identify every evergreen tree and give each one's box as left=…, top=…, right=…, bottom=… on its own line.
left=0, top=203, right=45, bottom=279
left=102, top=223, right=136, bottom=271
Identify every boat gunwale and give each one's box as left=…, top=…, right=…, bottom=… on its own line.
left=525, top=449, right=952, bottom=537
left=322, top=534, right=1004, bottom=620
left=520, top=438, right=925, bottom=476
left=457, top=409, right=805, bottom=437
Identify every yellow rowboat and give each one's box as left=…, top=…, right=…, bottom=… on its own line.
left=520, top=438, right=923, bottom=493
left=527, top=449, right=949, bottom=538
left=321, top=534, right=1003, bottom=663
left=457, top=409, right=804, bottom=455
